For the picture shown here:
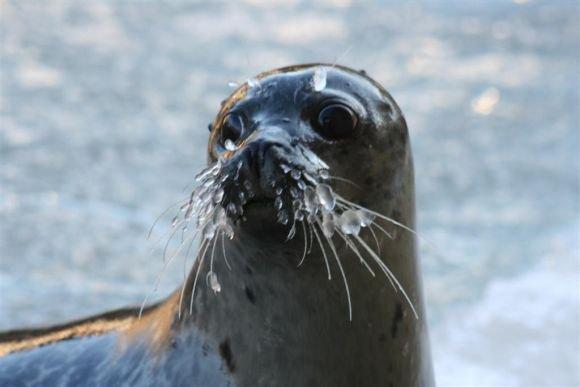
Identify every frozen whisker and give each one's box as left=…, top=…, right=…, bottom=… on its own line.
left=209, top=271, right=221, bottom=293
left=353, top=235, right=418, bottom=319
left=334, top=228, right=376, bottom=277
left=322, top=175, right=361, bottom=189
left=220, top=232, right=232, bottom=271
left=140, top=226, right=203, bottom=319
left=370, top=221, right=393, bottom=240
left=312, top=224, right=332, bottom=280
left=147, top=198, right=189, bottom=240
left=177, top=238, right=209, bottom=319
left=368, top=225, right=381, bottom=251
left=297, top=221, right=309, bottom=267
left=188, top=237, right=213, bottom=315
left=323, top=224, right=353, bottom=321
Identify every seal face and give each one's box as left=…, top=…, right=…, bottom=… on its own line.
left=0, top=64, right=434, bottom=387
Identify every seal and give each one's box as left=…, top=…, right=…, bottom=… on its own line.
left=0, top=64, right=434, bottom=387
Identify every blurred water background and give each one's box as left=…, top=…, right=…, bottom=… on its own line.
left=1, top=1, right=578, bottom=385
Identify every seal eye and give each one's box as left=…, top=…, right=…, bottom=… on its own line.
left=315, top=103, right=358, bottom=140
left=220, top=112, right=245, bottom=145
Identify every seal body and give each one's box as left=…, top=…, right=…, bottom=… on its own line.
left=0, top=64, right=434, bottom=386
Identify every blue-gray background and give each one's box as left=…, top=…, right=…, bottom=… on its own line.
left=1, top=1, right=578, bottom=385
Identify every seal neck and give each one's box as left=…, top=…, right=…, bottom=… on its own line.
left=168, top=202, right=433, bottom=386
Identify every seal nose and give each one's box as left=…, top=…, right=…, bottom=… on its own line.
left=239, top=128, right=292, bottom=197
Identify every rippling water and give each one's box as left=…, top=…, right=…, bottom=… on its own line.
left=1, top=1, right=578, bottom=385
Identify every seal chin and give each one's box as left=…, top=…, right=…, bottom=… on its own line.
left=235, top=200, right=294, bottom=239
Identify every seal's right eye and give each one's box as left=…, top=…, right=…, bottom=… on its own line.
left=220, top=112, right=245, bottom=145
left=314, top=103, right=358, bottom=140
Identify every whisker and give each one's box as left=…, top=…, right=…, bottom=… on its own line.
left=178, top=238, right=208, bottom=319
left=147, top=198, right=188, bottom=240
left=139, top=227, right=202, bottom=319
left=324, top=227, right=353, bottom=321
left=335, top=229, right=376, bottom=277
left=221, top=232, right=232, bottom=271
left=370, top=221, right=393, bottom=240
left=146, top=217, right=186, bottom=259
left=325, top=175, right=360, bottom=189
left=209, top=231, right=219, bottom=275
left=312, top=223, right=332, bottom=280
left=188, top=238, right=213, bottom=315
left=162, top=222, right=185, bottom=264
left=353, top=235, right=418, bottom=319
left=307, top=223, right=314, bottom=254
left=297, top=221, right=309, bottom=267
left=368, top=224, right=381, bottom=251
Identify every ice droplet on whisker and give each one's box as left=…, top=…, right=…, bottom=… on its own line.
left=209, top=272, right=221, bottom=293
left=339, top=210, right=362, bottom=235
left=316, top=183, right=336, bottom=211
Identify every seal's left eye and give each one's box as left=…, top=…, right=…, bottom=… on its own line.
left=220, top=112, right=245, bottom=145
left=315, top=103, right=358, bottom=140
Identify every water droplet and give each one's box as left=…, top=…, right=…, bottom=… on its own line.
left=316, top=184, right=335, bottom=211
left=304, top=187, right=319, bottom=213
left=180, top=203, right=189, bottom=212
left=322, top=212, right=335, bottom=238
left=312, top=67, right=327, bottom=92
left=195, top=167, right=213, bottom=182
left=223, top=222, right=235, bottom=239
left=227, top=202, right=238, bottom=216
left=297, top=180, right=307, bottom=190
left=290, top=169, right=302, bottom=180
left=274, top=196, right=284, bottom=210
left=277, top=210, right=289, bottom=225
left=238, top=191, right=246, bottom=204
left=227, top=81, right=239, bottom=88
left=307, top=213, right=318, bottom=224
left=243, top=180, right=252, bottom=191
left=339, top=210, right=362, bottom=235
left=292, top=199, right=302, bottom=210
left=171, top=215, right=179, bottom=227
left=319, top=169, right=330, bottom=179
left=280, top=164, right=292, bottom=173
left=224, top=139, right=237, bottom=151
left=357, top=210, right=375, bottom=227
left=294, top=210, right=304, bottom=221
left=209, top=272, right=221, bottom=293
left=275, top=186, right=283, bottom=196
left=290, top=186, right=299, bottom=198
left=203, top=223, right=217, bottom=240
left=214, top=207, right=227, bottom=225
left=213, top=188, right=225, bottom=204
